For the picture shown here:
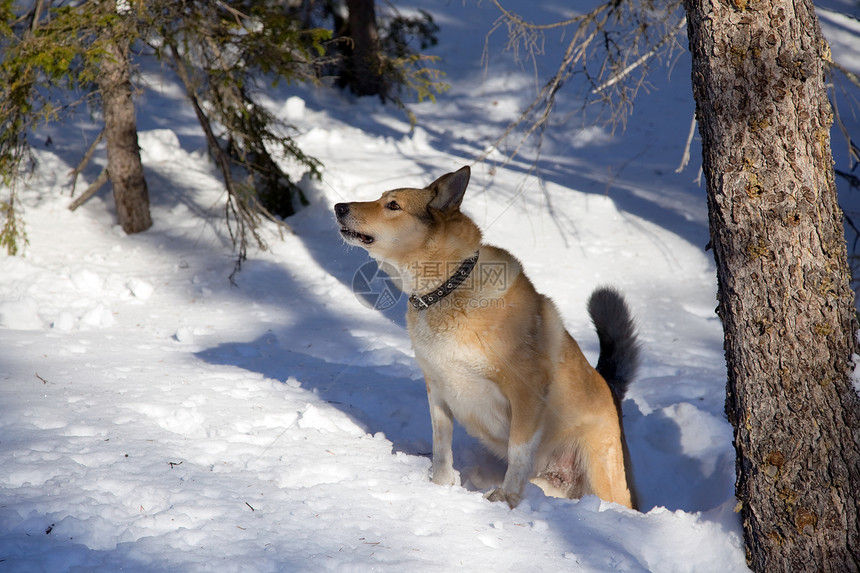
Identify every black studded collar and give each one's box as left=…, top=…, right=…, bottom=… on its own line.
left=409, top=252, right=479, bottom=310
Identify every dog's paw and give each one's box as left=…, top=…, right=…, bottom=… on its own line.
left=485, top=488, right=522, bottom=509
left=431, top=468, right=460, bottom=487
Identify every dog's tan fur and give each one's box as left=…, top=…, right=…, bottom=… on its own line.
left=335, top=166, right=638, bottom=509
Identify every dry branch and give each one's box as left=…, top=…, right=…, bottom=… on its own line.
left=68, top=167, right=109, bottom=211
left=69, top=129, right=105, bottom=196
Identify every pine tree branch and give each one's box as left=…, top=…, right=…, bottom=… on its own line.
left=168, top=42, right=290, bottom=281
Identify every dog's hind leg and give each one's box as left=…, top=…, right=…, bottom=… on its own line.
left=531, top=446, right=587, bottom=499
left=486, top=398, right=545, bottom=509
left=486, top=432, right=542, bottom=508
left=579, top=421, right=634, bottom=509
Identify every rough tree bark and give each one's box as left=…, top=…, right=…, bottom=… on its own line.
left=98, top=39, right=152, bottom=234
left=683, top=0, right=860, bottom=570
left=341, top=0, right=383, bottom=97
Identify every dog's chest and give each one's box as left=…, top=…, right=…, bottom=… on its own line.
left=408, top=311, right=511, bottom=444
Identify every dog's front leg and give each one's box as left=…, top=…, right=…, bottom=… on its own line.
left=427, top=387, right=457, bottom=486
left=487, top=414, right=543, bottom=509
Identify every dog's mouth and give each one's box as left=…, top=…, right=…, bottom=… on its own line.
left=340, top=227, right=375, bottom=245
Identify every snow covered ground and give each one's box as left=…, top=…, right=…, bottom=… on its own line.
left=2, top=1, right=859, bottom=571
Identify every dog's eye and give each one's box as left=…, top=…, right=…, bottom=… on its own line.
left=386, top=201, right=401, bottom=211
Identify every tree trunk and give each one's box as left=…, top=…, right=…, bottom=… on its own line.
left=683, top=0, right=860, bottom=570
left=341, top=0, right=383, bottom=97
left=98, top=39, right=152, bottom=234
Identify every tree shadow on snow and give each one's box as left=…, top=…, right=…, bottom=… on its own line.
left=279, top=203, right=733, bottom=516
left=192, top=234, right=511, bottom=496
left=195, top=330, right=431, bottom=456
left=623, top=400, right=735, bottom=513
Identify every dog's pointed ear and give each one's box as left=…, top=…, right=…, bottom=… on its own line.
left=428, top=166, right=470, bottom=212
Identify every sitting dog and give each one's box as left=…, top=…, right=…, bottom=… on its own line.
left=335, top=166, right=640, bottom=509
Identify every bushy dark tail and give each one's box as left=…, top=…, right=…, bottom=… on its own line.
left=587, top=286, right=641, bottom=400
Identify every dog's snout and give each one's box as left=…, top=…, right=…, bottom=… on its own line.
left=334, top=203, right=349, bottom=219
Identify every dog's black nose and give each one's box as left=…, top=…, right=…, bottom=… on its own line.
left=334, top=203, right=349, bottom=218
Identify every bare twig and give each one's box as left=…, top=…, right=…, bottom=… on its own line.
left=827, top=63, right=860, bottom=168
left=68, top=167, right=109, bottom=211
left=30, top=0, right=47, bottom=34
left=213, top=0, right=249, bottom=26
left=479, top=0, right=685, bottom=168
left=830, top=60, right=860, bottom=90
left=170, top=45, right=257, bottom=256
left=169, top=43, right=296, bottom=282
left=837, top=169, right=860, bottom=189
left=592, top=18, right=686, bottom=94
left=676, top=112, right=697, bottom=173
left=488, top=0, right=589, bottom=31
left=69, top=129, right=105, bottom=196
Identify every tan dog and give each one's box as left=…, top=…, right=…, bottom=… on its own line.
left=335, top=166, right=640, bottom=509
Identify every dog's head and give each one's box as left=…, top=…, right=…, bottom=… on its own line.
left=334, top=166, right=478, bottom=267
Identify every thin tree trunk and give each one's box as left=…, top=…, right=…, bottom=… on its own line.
left=342, top=0, right=383, bottom=97
left=684, top=0, right=860, bottom=570
left=98, top=39, right=152, bottom=234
